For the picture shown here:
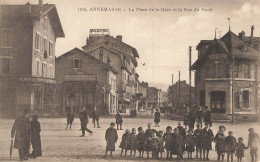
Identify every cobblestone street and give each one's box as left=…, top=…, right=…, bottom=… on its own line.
left=0, top=113, right=260, bottom=162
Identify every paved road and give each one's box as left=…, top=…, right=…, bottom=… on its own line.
left=0, top=113, right=259, bottom=162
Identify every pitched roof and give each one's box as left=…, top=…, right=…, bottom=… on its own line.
left=56, top=48, right=118, bottom=74
left=0, top=4, right=65, bottom=37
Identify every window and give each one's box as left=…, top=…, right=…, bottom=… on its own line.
left=49, top=41, right=54, bottom=57
left=43, top=16, right=47, bottom=30
left=42, top=63, right=46, bottom=77
left=50, top=65, right=52, bottom=78
left=210, top=91, right=226, bottom=113
left=73, top=59, right=80, bottom=69
left=36, top=60, right=40, bottom=76
left=99, top=50, right=104, bottom=61
left=43, top=38, right=47, bottom=57
left=35, top=33, right=40, bottom=50
left=3, top=30, right=12, bottom=46
left=2, top=58, right=11, bottom=74
left=214, top=62, right=220, bottom=77
left=242, top=90, right=249, bottom=108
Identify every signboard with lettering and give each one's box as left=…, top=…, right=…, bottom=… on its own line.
left=209, top=54, right=227, bottom=60
left=64, top=74, right=98, bottom=81
left=0, top=48, right=14, bottom=57
left=206, top=80, right=230, bottom=91
left=0, top=76, right=56, bottom=84
left=89, top=29, right=110, bottom=37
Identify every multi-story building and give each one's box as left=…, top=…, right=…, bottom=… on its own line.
left=191, top=26, right=260, bottom=117
left=56, top=48, right=118, bottom=114
left=139, top=81, right=148, bottom=108
left=0, top=1, right=64, bottom=116
left=82, top=29, right=139, bottom=113
left=147, top=87, right=161, bottom=108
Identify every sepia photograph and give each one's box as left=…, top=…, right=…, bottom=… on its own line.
left=0, top=0, right=260, bottom=161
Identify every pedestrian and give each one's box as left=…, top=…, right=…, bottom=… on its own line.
left=130, top=128, right=137, bottom=157
left=105, top=122, right=118, bottom=157
left=247, top=128, right=260, bottom=162
left=186, top=129, right=195, bottom=159
left=172, top=128, right=183, bottom=159
left=119, top=129, right=131, bottom=157
left=151, top=131, right=159, bottom=159
left=66, top=108, right=74, bottom=130
left=92, top=106, right=100, bottom=128
left=201, top=123, right=214, bottom=161
left=177, top=121, right=186, bottom=154
left=79, top=108, right=93, bottom=137
left=144, top=123, right=157, bottom=158
left=204, top=107, right=212, bottom=127
left=29, top=114, right=42, bottom=159
left=183, top=112, right=189, bottom=130
left=196, top=106, right=203, bottom=126
left=236, top=137, right=247, bottom=162
left=194, top=123, right=203, bottom=159
left=163, top=126, right=173, bottom=160
left=157, top=131, right=164, bottom=159
left=154, top=109, right=160, bottom=127
left=11, top=108, right=31, bottom=161
left=188, top=108, right=196, bottom=130
left=215, top=125, right=226, bottom=162
left=136, top=127, right=145, bottom=157
left=225, top=131, right=237, bottom=162
left=115, top=111, right=123, bottom=130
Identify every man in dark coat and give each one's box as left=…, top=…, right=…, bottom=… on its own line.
left=248, top=128, right=260, bottom=162
left=196, top=106, right=204, bottom=126
left=66, top=108, right=74, bottom=130
left=29, top=114, right=42, bottom=158
left=105, top=122, right=118, bottom=157
left=154, top=109, right=160, bottom=127
left=115, top=111, right=123, bottom=130
left=79, top=108, right=93, bottom=136
left=204, top=107, right=212, bottom=127
left=11, top=109, right=31, bottom=161
left=188, top=108, right=196, bottom=130
left=92, top=106, right=100, bottom=128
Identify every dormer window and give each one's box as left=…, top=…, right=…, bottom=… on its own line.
left=73, top=58, right=81, bottom=69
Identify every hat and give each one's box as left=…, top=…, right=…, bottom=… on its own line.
left=248, top=128, right=254, bottom=132
left=219, top=125, right=226, bottom=130
left=110, top=122, right=115, bottom=126
left=228, top=131, right=233, bottom=134
left=132, top=128, right=136, bottom=131
left=238, top=137, right=243, bottom=141
left=126, top=129, right=130, bottom=132
left=138, top=127, right=143, bottom=131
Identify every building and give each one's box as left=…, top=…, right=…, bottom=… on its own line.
left=168, top=80, right=196, bottom=112
left=191, top=26, right=260, bottom=117
left=139, top=81, right=148, bottom=108
left=56, top=48, right=118, bottom=114
left=0, top=1, right=64, bottom=117
left=82, top=29, right=139, bottom=113
left=147, top=87, right=162, bottom=108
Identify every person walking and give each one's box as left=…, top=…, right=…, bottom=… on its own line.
left=248, top=128, right=260, bottom=162
left=115, top=111, right=123, bottom=130
left=66, top=108, right=74, bottom=130
left=105, top=122, right=118, bottom=157
left=154, top=109, right=161, bottom=127
left=11, top=108, right=31, bottom=161
left=29, top=114, right=42, bottom=158
left=79, top=108, right=93, bottom=136
left=92, top=106, right=100, bottom=128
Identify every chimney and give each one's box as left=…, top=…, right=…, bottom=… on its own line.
left=251, top=25, right=254, bottom=39
left=116, top=35, right=122, bottom=42
left=25, top=2, right=31, bottom=13
left=39, top=0, right=43, bottom=7
left=239, top=31, right=245, bottom=40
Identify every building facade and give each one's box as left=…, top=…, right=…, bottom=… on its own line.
left=191, top=27, right=260, bottom=116
left=0, top=1, right=64, bottom=117
left=82, top=30, right=139, bottom=113
left=56, top=48, right=118, bottom=114
left=147, top=87, right=161, bottom=108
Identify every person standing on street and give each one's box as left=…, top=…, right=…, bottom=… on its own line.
left=105, top=122, right=118, bottom=157
left=154, top=109, right=161, bottom=127
left=201, top=123, right=214, bottom=161
left=29, top=114, right=42, bottom=158
left=92, top=106, right=100, bottom=128
left=196, top=106, right=204, bottom=127
left=66, top=108, right=74, bottom=130
left=11, top=108, right=31, bottom=161
left=79, top=108, right=93, bottom=136
left=115, top=111, right=123, bottom=130
left=204, top=107, right=212, bottom=127
left=248, top=128, right=260, bottom=162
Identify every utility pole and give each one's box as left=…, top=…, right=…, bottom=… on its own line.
left=178, top=70, right=181, bottom=114
left=172, top=74, right=174, bottom=86
left=189, top=46, right=192, bottom=108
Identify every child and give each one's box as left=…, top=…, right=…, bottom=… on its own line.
left=130, top=128, right=137, bottom=156
left=115, top=112, right=123, bottom=130
left=194, top=123, right=203, bottom=159
left=163, top=126, right=173, bottom=160
left=151, top=131, right=159, bottom=159
left=236, top=137, right=247, bottom=162
left=137, top=127, right=145, bottom=157
left=172, top=128, right=183, bottom=159
left=105, top=122, right=118, bottom=157
left=177, top=122, right=186, bottom=154
left=186, top=129, right=195, bottom=159
left=157, top=131, right=164, bottom=159
left=183, top=113, right=189, bottom=130
left=119, top=129, right=131, bottom=157
left=247, top=128, right=260, bottom=162
left=201, top=123, right=214, bottom=161
left=29, top=114, right=42, bottom=158
left=225, top=131, right=237, bottom=162
left=215, top=125, right=226, bottom=162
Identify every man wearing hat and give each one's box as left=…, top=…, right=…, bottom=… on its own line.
left=105, top=122, right=118, bottom=157
left=11, top=108, right=31, bottom=160
left=79, top=107, right=92, bottom=136
left=248, top=128, right=260, bottom=162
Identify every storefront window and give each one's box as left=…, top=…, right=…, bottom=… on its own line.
left=242, top=90, right=249, bottom=108
left=210, top=91, right=226, bottom=113
left=2, top=58, right=11, bottom=74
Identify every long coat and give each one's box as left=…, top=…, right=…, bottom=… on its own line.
left=163, top=133, right=173, bottom=150
left=225, top=136, right=236, bottom=154
left=248, top=132, right=260, bottom=149
left=171, top=133, right=183, bottom=155
left=79, top=110, right=89, bottom=124
left=67, top=111, right=74, bottom=124
left=236, top=142, right=246, bottom=157
left=201, top=128, right=214, bottom=150
left=119, top=133, right=131, bottom=149
left=105, top=127, right=118, bottom=151
left=177, top=126, right=186, bottom=151
left=11, top=116, right=31, bottom=151
left=154, top=111, right=160, bottom=123
left=30, top=119, right=42, bottom=157
left=130, top=133, right=137, bottom=150
left=185, top=134, right=195, bottom=152
left=144, top=129, right=157, bottom=151
left=204, top=111, right=212, bottom=126
left=137, top=131, right=145, bottom=151
left=215, top=132, right=226, bottom=154
left=115, top=114, right=123, bottom=124
left=194, top=128, right=203, bottom=148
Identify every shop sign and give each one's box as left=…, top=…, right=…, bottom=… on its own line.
left=209, top=54, right=227, bottom=60
left=19, top=77, right=55, bottom=84
left=206, top=80, right=229, bottom=91
left=65, top=74, right=98, bottom=81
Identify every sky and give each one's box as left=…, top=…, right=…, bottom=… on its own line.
left=2, top=0, right=260, bottom=90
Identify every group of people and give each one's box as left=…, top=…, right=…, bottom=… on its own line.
left=11, top=109, right=42, bottom=161
left=105, top=121, right=260, bottom=162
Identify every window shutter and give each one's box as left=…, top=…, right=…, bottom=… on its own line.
left=239, top=90, right=243, bottom=108
left=250, top=64, right=255, bottom=79
left=249, top=89, right=252, bottom=107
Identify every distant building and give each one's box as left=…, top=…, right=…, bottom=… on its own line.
left=139, top=81, right=148, bottom=108
left=55, top=48, right=118, bottom=114
left=147, top=87, right=162, bottom=108
left=191, top=26, right=260, bottom=116
left=82, top=30, right=139, bottom=113
left=0, top=1, right=64, bottom=116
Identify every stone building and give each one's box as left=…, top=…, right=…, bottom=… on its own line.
left=147, top=87, right=162, bottom=108
left=82, top=30, right=139, bottom=113
left=191, top=27, right=260, bottom=118
left=0, top=1, right=64, bottom=117
left=56, top=48, right=118, bottom=114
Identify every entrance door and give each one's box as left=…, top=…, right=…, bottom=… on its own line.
left=210, top=91, right=226, bottom=113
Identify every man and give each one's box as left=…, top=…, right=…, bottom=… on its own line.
left=177, top=122, right=186, bottom=155
left=196, top=106, right=203, bottom=127
left=105, top=122, right=118, bottom=157
left=66, top=108, right=74, bottom=130
left=11, top=108, right=31, bottom=161
left=79, top=108, right=93, bottom=136
left=92, top=106, right=100, bottom=128
left=204, top=107, right=212, bottom=127
left=248, top=128, right=260, bottom=162
left=115, top=111, right=123, bottom=130
left=154, top=109, right=161, bottom=127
